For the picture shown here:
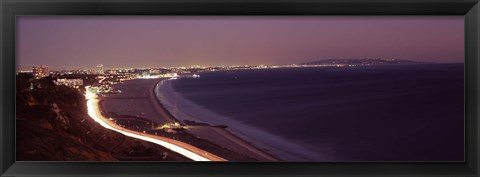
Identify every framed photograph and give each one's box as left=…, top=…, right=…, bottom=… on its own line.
left=1, top=0, right=479, bottom=176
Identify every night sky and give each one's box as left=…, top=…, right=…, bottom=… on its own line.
left=17, top=16, right=464, bottom=70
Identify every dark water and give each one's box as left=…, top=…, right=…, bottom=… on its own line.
left=169, top=64, right=464, bottom=161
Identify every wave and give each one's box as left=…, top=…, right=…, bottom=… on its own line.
left=154, top=78, right=331, bottom=161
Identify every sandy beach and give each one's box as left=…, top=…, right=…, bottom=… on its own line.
left=102, top=78, right=277, bottom=161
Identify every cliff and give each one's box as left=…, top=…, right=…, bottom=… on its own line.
left=15, top=74, right=189, bottom=161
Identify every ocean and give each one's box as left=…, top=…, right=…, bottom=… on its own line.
left=155, top=64, right=464, bottom=161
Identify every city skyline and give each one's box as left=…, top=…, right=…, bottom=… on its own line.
left=17, top=16, right=464, bottom=70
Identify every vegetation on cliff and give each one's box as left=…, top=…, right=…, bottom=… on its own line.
left=16, top=73, right=189, bottom=161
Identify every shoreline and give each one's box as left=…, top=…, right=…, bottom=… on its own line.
left=86, top=87, right=226, bottom=161
left=155, top=77, right=328, bottom=161
left=102, top=78, right=278, bottom=161
left=149, top=79, right=184, bottom=125
left=152, top=78, right=279, bottom=161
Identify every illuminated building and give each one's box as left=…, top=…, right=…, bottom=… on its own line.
left=54, top=78, right=84, bottom=89
left=96, top=64, right=104, bottom=74
left=32, top=65, right=49, bottom=79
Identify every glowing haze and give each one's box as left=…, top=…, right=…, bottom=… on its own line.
left=17, top=16, right=464, bottom=70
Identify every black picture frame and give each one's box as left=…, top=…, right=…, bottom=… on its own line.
left=1, top=0, right=479, bottom=176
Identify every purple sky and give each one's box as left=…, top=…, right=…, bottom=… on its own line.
left=17, top=16, right=464, bottom=70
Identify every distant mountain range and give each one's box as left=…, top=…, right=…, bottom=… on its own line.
left=299, top=58, right=431, bottom=66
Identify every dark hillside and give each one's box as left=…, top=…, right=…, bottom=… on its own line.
left=16, top=73, right=189, bottom=161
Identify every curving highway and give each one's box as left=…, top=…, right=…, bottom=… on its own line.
left=85, top=87, right=226, bottom=161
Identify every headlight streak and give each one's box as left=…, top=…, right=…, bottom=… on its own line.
left=84, top=87, right=225, bottom=161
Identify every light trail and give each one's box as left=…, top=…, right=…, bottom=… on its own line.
left=84, top=87, right=226, bottom=161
